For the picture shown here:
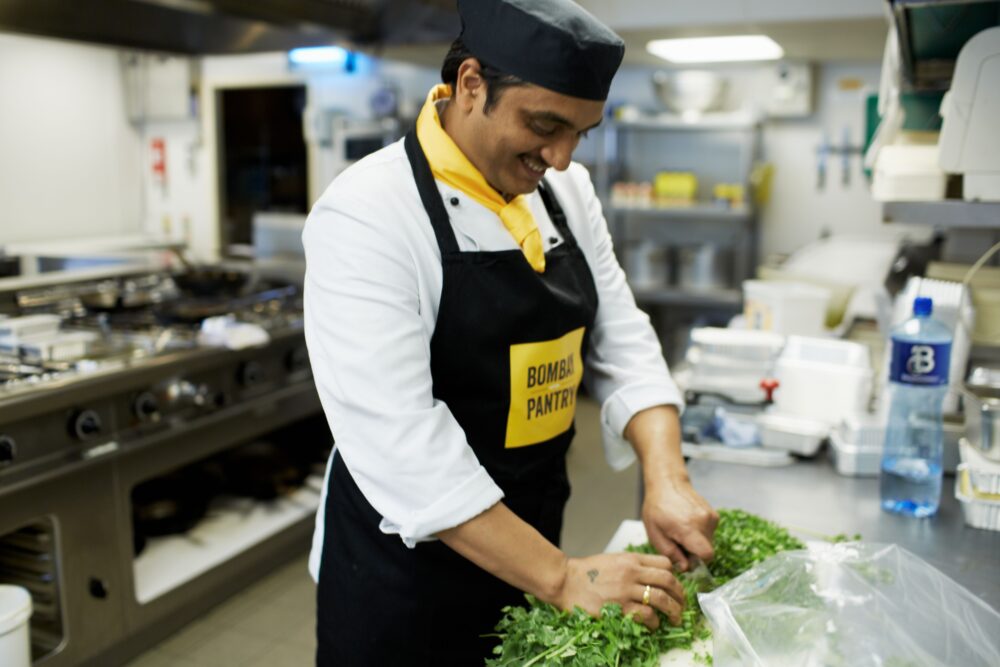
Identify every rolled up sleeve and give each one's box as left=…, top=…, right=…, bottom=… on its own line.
left=303, top=183, right=502, bottom=547
left=565, top=166, right=684, bottom=470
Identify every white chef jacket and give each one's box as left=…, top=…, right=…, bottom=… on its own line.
left=303, top=138, right=682, bottom=580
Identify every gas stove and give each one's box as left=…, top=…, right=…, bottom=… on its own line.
left=0, top=267, right=322, bottom=667
left=0, top=273, right=304, bottom=397
left=0, top=270, right=313, bottom=474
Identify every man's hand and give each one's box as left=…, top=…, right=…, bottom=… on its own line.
left=552, top=552, right=684, bottom=630
left=642, top=477, right=718, bottom=572
left=624, top=405, right=720, bottom=572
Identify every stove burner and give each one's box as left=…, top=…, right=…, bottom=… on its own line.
left=0, top=360, right=72, bottom=391
left=1, top=275, right=303, bottom=396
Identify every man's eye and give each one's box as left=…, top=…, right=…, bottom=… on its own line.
left=578, top=130, right=591, bottom=140
left=531, top=123, right=557, bottom=136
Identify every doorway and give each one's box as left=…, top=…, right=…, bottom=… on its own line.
left=218, top=85, right=308, bottom=249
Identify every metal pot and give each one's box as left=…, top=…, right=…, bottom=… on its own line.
left=962, top=383, right=1000, bottom=462
left=677, top=245, right=731, bottom=290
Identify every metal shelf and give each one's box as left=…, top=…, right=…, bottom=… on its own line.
left=882, top=201, right=1000, bottom=229
left=612, top=112, right=761, bottom=132
left=613, top=203, right=753, bottom=221
left=630, top=286, right=743, bottom=309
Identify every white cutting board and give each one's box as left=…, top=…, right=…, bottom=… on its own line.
left=604, top=521, right=712, bottom=667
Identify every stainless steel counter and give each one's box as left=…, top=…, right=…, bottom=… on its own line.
left=686, top=456, right=1000, bottom=611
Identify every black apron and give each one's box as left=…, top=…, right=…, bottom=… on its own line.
left=316, top=131, right=599, bottom=665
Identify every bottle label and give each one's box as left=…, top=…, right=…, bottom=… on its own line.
left=890, top=340, right=951, bottom=386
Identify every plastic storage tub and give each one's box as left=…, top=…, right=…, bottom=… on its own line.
left=757, top=413, right=830, bottom=456
left=829, top=416, right=883, bottom=477
left=0, top=585, right=32, bottom=667
left=689, top=327, right=785, bottom=361
left=773, top=337, right=873, bottom=425
left=960, top=438, right=1000, bottom=495
left=956, top=465, right=1000, bottom=531
left=743, top=280, right=832, bottom=337
left=871, top=144, right=947, bottom=201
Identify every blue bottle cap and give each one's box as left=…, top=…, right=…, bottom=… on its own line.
left=913, top=296, right=933, bottom=317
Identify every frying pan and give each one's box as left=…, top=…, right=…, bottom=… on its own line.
left=131, top=464, right=225, bottom=537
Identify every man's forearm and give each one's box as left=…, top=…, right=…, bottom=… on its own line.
left=437, top=502, right=567, bottom=604
left=624, top=405, right=689, bottom=489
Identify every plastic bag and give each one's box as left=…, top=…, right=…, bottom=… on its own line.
left=698, top=542, right=1000, bottom=667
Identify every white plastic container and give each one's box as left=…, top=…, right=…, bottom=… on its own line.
left=689, top=327, right=785, bottom=362
left=685, top=328, right=784, bottom=404
left=830, top=415, right=885, bottom=476
left=0, top=314, right=61, bottom=341
left=743, top=280, right=831, bottom=337
left=960, top=438, right=1000, bottom=495
left=773, top=336, right=873, bottom=425
left=0, top=585, right=32, bottom=667
left=956, top=465, right=1000, bottom=532
left=757, top=413, right=830, bottom=456
left=19, top=331, right=99, bottom=363
left=871, top=144, right=947, bottom=201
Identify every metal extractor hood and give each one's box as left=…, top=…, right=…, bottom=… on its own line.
left=0, top=0, right=459, bottom=54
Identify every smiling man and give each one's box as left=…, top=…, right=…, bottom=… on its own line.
left=303, top=0, right=719, bottom=664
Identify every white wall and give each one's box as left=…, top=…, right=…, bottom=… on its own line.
left=0, top=32, right=143, bottom=245
left=0, top=29, right=897, bottom=264
left=140, top=51, right=440, bottom=259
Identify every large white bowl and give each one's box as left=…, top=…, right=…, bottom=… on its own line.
left=653, top=70, right=725, bottom=113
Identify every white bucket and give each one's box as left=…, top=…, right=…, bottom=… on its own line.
left=0, top=585, right=32, bottom=667
left=743, top=280, right=832, bottom=337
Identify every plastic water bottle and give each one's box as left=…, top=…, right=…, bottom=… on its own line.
left=879, top=296, right=952, bottom=518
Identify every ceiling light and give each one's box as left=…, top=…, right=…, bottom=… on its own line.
left=646, top=35, right=784, bottom=64
left=288, top=46, right=351, bottom=68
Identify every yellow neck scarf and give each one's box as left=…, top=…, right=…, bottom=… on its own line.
left=415, top=84, right=546, bottom=273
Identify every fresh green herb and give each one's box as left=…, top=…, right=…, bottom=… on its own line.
left=486, top=509, right=805, bottom=666
left=707, top=509, right=805, bottom=585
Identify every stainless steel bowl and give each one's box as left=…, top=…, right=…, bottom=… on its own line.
left=652, top=70, right=725, bottom=114
left=963, top=383, right=1000, bottom=462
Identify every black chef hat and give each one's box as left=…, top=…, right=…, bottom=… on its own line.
left=457, top=0, right=625, bottom=102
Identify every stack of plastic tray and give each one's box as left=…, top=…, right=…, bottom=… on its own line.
left=757, top=413, right=830, bottom=457
left=956, top=440, right=1000, bottom=531
left=685, top=327, right=784, bottom=404
left=829, top=414, right=884, bottom=476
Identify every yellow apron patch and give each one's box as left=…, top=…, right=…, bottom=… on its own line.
left=505, top=327, right=585, bottom=449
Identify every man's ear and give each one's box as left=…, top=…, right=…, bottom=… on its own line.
left=454, top=57, right=485, bottom=113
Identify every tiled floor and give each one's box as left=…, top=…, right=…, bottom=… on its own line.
left=124, top=396, right=639, bottom=666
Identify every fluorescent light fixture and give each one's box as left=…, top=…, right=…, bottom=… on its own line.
left=288, top=46, right=351, bottom=68
left=646, top=35, right=784, bottom=64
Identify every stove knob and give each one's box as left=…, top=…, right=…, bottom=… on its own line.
left=71, top=410, right=103, bottom=441
left=238, top=361, right=264, bottom=388
left=165, top=380, right=209, bottom=407
left=0, top=436, right=16, bottom=466
left=134, top=392, right=161, bottom=422
left=285, top=346, right=310, bottom=373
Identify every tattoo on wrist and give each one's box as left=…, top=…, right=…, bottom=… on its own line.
left=587, top=569, right=599, bottom=583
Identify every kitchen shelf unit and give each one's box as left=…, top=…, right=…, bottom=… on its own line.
left=628, top=286, right=743, bottom=308
left=133, top=480, right=322, bottom=604
left=882, top=200, right=1000, bottom=229
left=594, top=113, right=763, bottom=362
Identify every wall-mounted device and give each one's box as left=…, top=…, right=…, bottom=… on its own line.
left=304, top=110, right=399, bottom=202
left=765, top=62, right=813, bottom=118
left=938, top=27, right=1000, bottom=201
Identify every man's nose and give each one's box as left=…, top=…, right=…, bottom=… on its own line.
left=540, top=135, right=576, bottom=171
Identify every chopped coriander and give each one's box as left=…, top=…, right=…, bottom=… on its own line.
left=486, top=509, right=806, bottom=666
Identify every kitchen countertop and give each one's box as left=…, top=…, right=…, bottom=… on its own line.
left=684, top=454, right=1000, bottom=611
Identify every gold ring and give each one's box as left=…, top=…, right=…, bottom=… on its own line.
left=642, top=584, right=652, bottom=606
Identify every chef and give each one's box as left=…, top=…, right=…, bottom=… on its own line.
left=302, top=0, right=718, bottom=663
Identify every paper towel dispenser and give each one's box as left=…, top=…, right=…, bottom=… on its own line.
left=938, top=27, right=1000, bottom=201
